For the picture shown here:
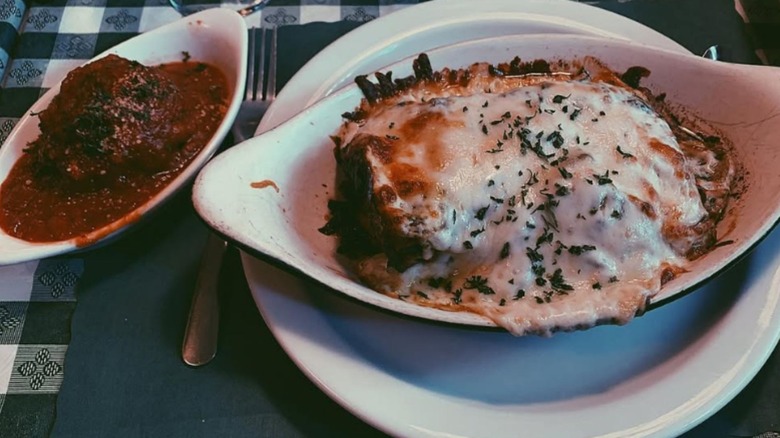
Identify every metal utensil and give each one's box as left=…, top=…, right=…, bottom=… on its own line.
left=182, top=26, right=278, bottom=367
left=168, top=0, right=272, bottom=18
left=702, top=45, right=721, bottom=61
left=237, top=0, right=272, bottom=18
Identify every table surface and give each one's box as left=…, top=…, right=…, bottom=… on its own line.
left=1, top=0, right=779, bottom=437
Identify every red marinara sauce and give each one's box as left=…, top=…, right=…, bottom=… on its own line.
left=0, top=54, right=229, bottom=243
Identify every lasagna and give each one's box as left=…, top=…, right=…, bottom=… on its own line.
left=321, top=54, right=735, bottom=336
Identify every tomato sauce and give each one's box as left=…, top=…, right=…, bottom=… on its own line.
left=0, top=54, right=228, bottom=242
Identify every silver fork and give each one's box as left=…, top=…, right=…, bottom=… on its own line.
left=233, top=26, right=278, bottom=142
left=182, top=26, right=278, bottom=367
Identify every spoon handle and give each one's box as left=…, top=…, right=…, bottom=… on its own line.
left=181, top=232, right=227, bottom=366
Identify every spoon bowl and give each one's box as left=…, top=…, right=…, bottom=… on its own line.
left=0, top=9, right=247, bottom=266
left=194, top=34, right=780, bottom=329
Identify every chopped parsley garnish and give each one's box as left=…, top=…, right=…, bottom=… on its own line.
left=463, top=241, right=473, bottom=250
left=592, top=282, right=602, bottom=290
left=568, top=245, right=596, bottom=255
left=594, top=171, right=613, bottom=185
left=549, top=268, right=573, bottom=292
left=527, top=247, right=546, bottom=277
left=536, top=228, right=554, bottom=247
left=558, top=167, right=573, bottom=179
left=524, top=171, right=539, bottom=187
left=514, top=289, right=526, bottom=300
left=546, top=131, right=565, bottom=148
left=475, top=206, right=489, bottom=220
left=616, top=145, right=634, bottom=159
left=500, top=242, right=511, bottom=259
left=552, top=94, right=570, bottom=104
left=463, top=276, right=495, bottom=295
left=416, top=291, right=429, bottom=299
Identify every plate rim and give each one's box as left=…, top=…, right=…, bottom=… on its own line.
left=242, top=2, right=780, bottom=437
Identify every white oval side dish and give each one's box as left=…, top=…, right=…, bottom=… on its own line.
left=194, top=34, right=780, bottom=329
left=0, top=8, right=247, bottom=265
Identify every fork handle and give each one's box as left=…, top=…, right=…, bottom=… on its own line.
left=181, top=232, right=227, bottom=366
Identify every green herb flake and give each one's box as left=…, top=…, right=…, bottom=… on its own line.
left=568, top=245, right=596, bottom=255
left=549, top=268, right=573, bottom=292
left=546, top=131, right=565, bottom=148
left=500, top=242, right=511, bottom=259
left=452, top=289, right=463, bottom=304
left=463, top=276, right=495, bottom=295
left=616, top=145, right=634, bottom=159
left=593, top=171, right=613, bottom=185
left=558, top=167, right=573, bottom=179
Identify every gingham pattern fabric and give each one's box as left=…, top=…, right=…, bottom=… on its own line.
left=0, top=259, right=81, bottom=433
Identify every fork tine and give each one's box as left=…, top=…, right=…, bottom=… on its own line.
left=264, top=26, right=278, bottom=102
left=255, top=27, right=266, bottom=102
left=244, top=27, right=255, bottom=101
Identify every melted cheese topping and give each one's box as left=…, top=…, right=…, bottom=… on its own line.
left=333, top=61, right=729, bottom=336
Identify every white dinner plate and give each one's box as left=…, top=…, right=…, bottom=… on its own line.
left=242, top=1, right=780, bottom=436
